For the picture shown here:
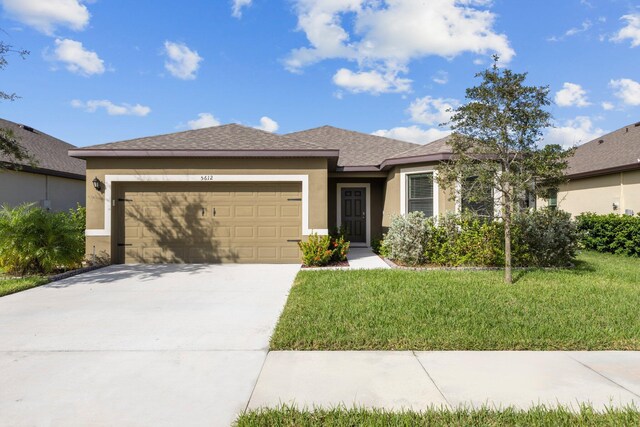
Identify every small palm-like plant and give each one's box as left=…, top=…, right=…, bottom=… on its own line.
left=0, top=204, right=85, bottom=275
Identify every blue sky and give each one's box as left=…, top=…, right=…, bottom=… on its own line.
left=0, top=0, right=638, bottom=148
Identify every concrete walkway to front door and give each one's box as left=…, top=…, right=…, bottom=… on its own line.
left=0, top=264, right=299, bottom=427
left=247, top=351, right=640, bottom=412
left=347, top=247, right=390, bottom=269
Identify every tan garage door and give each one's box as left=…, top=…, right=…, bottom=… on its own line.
left=116, top=182, right=302, bottom=263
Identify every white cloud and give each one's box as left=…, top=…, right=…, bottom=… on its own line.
left=372, top=126, right=451, bottom=144
left=408, top=96, right=459, bottom=126
left=544, top=116, right=604, bottom=148
left=231, top=0, right=252, bottom=18
left=432, top=70, right=449, bottom=85
left=187, top=113, right=220, bottom=129
left=611, top=14, right=640, bottom=47
left=52, top=38, right=104, bottom=76
left=554, top=82, right=591, bottom=107
left=254, top=116, right=279, bottom=133
left=548, top=19, right=592, bottom=42
left=610, top=78, right=640, bottom=106
left=285, top=0, right=514, bottom=93
left=71, top=99, right=151, bottom=116
left=163, top=41, right=203, bottom=80
left=332, top=68, right=411, bottom=94
left=1, top=0, right=90, bottom=35
left=602, top=101, right=614, bottom=111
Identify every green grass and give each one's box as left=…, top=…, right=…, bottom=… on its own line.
left=236, top=406, right=640, bottom=426
left=270, top=252, right=640, bottom=350
left=0, top=276, right=48, bottom=297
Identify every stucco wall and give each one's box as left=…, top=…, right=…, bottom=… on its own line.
left=328, top=177, right=385, bottom=240
left=0, top=169, right=85, bottom=211
left=84, top=157, right=328, bottom=261
left=546, top=169, right=640, bottom=216
left=382, top=163, right=456, bottom=228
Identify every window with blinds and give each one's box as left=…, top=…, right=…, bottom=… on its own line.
left=407, top=173, right=434, bottom=217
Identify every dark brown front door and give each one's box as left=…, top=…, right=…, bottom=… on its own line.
left=341, top=187, right=366, bottom=243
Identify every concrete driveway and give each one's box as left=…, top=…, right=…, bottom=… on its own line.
left=0, top=264, right=299, bottom=427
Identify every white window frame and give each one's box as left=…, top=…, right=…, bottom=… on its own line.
left=400, top=166, right=439, bottom=217
left=336, top=183, right=371, bottom=247
left=85, top=174, right=327, bottom=237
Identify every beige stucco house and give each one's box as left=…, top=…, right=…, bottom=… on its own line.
left=545, top=121, right=640, bottom=217
left=0, top=118, right=85, bottom=211
left=69, top=124, right=457, bottom=264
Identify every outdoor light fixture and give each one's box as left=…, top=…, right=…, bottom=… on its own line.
left=92, top=177, right=101, bottom=191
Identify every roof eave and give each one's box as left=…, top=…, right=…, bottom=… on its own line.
left=1, top=161, right=85, bottom=180
left=379, top=153, right=452, bottom=170
left=567, top=162, right=640, bottom=180
left=68, top=149, right=340, bottom=159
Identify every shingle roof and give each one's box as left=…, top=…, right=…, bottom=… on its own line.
left=387, top=134, right=453, bottom=159
left=286, top=126, right=420, bottom=167
left=75, top=123, right=326, bottom=152
left=567, top=121, right=640, bottom=177
left=0, top=118, right=85, bottom=178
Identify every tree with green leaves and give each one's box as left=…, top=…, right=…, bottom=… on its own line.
left=437, top=56, right=573, bottom=284
left=0, top=38, right=32, bottom=169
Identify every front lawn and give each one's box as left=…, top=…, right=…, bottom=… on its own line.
left=0, top=276, right=48, bottom=297
left=236, top=406, right=640, bottom=427
left=270, top=252, right=640, bottom=350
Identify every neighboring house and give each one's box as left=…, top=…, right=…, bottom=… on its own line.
left=0, top=118, right=86, bottom=211
left=69, top=124, right=458, bottom=264
left=544, top=121, right=640, bottom=216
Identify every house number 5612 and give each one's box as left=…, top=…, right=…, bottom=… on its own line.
left=200, top=175, right=215, bottom=181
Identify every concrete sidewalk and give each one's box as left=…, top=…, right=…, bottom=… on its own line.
left=248, top=351, right=640, bottom=412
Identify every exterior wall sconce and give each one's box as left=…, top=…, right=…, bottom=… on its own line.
left=92, top=177, right=102, bottom=191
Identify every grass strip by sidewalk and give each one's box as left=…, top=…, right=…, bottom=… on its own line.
left=270, top=251, right=640, bottom=350
left=0, top=276, right=48, bottom=297
left=236, top=405, right=640, bottom=427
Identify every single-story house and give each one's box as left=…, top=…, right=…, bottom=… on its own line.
left=543, top=121, right=640, bottom=216
left=69, top=124, right=458, bottom=264
left=0, top=118, right=86, bottom=211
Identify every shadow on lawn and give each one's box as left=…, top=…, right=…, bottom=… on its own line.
left=511, top=257, right=596, bottom=284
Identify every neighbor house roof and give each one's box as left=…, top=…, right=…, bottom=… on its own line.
left=286, top=125, right=420, bottom=169
left=69, top=124, right=339, bottom=161
left=0, top=118, right=85, bottom=180
left=567, top=121, right=640, bottom=178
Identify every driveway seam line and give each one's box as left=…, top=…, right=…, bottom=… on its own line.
left=412, top=351, right=451, bottom=408
left=244, top=349, right=270, bottom=412
left=566, top=354, right=640, bottom=399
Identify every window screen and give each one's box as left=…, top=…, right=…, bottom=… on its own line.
left=408, top=173, right=434, bottom=217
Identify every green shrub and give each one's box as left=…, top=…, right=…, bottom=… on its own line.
left=0, top=204, right=86, bottom=275
left=382, top=212, right=433, bottom=266
left=370, top=236, right=384, bottom=255
left=512, top=208, right=579, bottom=267
left=380, top=209, right=578, bottom=268
left=329, top=233, right=350, bottom=262
left=298, top=234, right=333, bottom=266
left=425, top=214, right=503, bottom=267
left=576, top=213, right=640, bottom=257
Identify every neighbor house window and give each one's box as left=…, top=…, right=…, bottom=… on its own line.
left=407, top=173, right=434, bottom=217
left=548, top=190, right=558, bottom=210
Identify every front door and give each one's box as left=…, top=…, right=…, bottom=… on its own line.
left=341, top=187, right=366, bottom=243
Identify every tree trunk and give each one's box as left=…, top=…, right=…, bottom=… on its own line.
left=503, top=192, right=513, bottom=284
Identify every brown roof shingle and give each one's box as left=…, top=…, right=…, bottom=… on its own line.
left=0, top=118, right=85, bottom=178
left=74, top=123, right=326, bottom=152
left=286, top=125, right=420, bottom=167
left=567, top=121, right=640, bottom=177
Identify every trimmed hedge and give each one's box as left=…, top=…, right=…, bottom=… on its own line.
left=382, top=209, right=579, bottom=268
left=576, top=213, right=640, bottom=257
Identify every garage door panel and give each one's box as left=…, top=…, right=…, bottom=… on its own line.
left=120, top=182, right=302, bottom=263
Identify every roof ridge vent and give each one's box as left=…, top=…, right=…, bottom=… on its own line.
left=20, top=125, right=36, bottom=133
left=598, top=139, right=604, bottom=144
left=635, top=122, right=640, bottom=127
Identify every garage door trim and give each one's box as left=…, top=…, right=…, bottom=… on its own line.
left=86, top=174, right=328, bottom=237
